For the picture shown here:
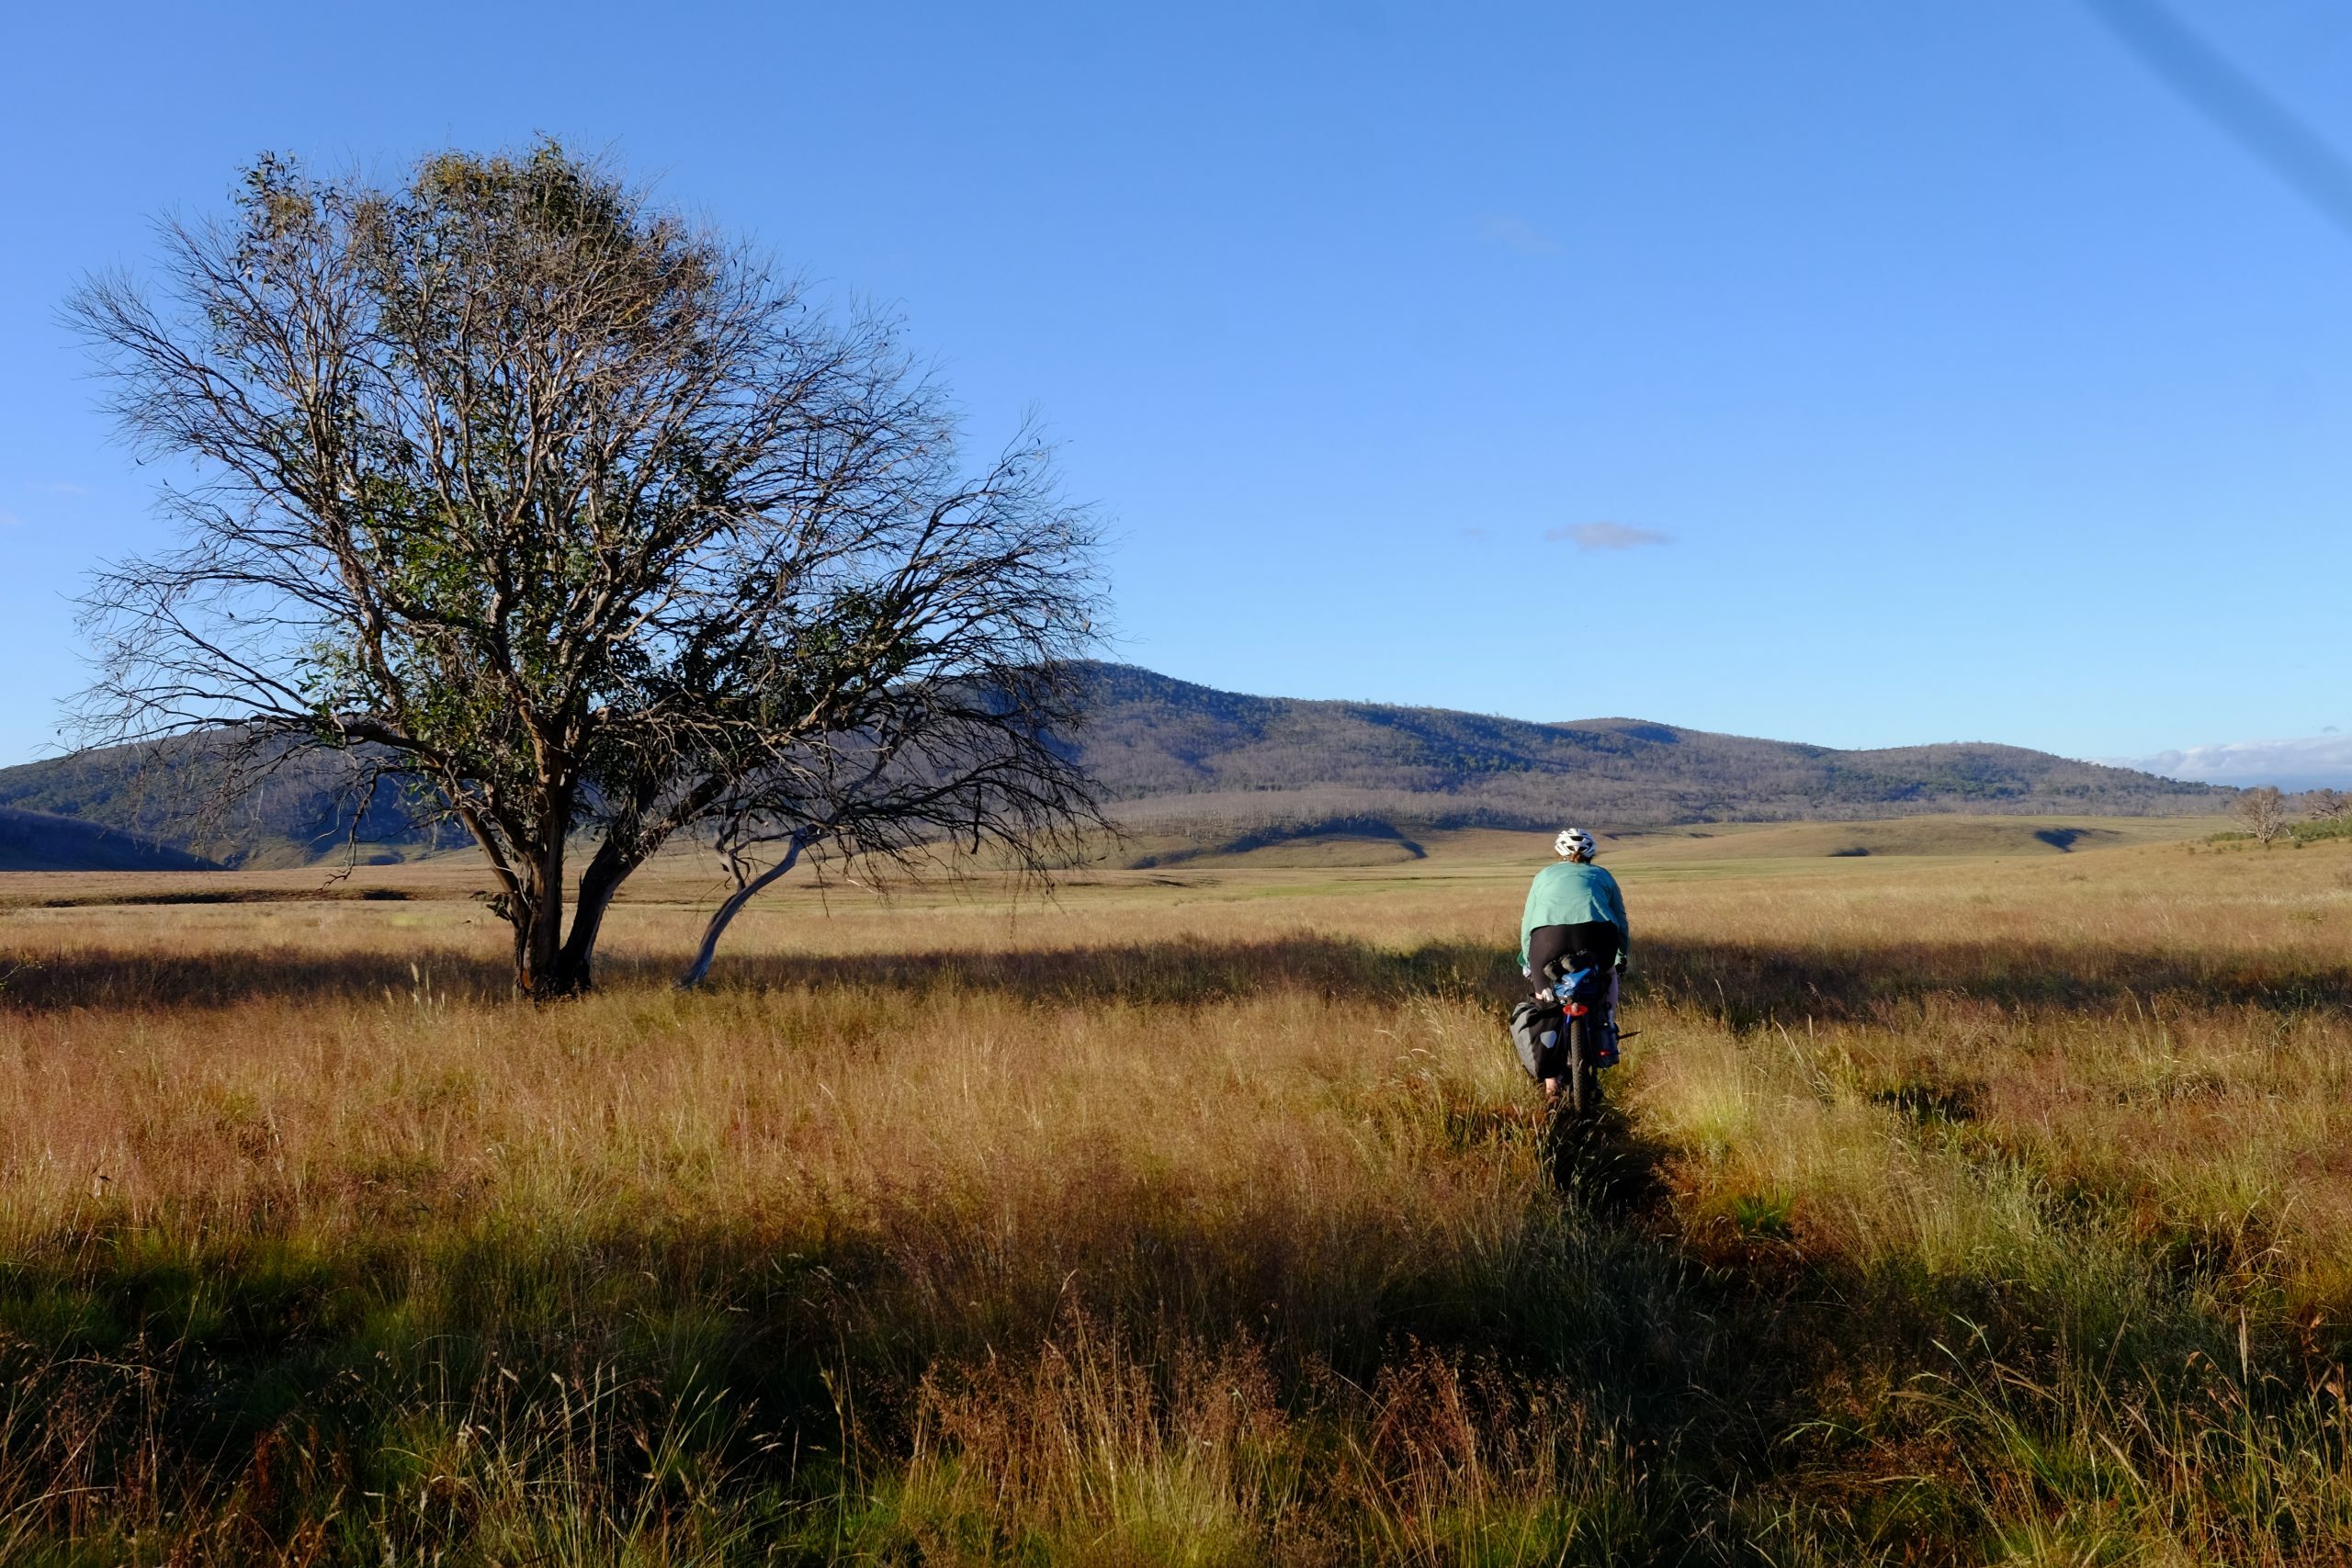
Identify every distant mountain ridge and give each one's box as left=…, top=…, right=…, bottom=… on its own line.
left=1073, top=664, right=2223, bottom=834
left=0, top=663, right=2225, bottom=867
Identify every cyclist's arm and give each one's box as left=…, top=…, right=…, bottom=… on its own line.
left=1518, top=875, right=1544, bottom=969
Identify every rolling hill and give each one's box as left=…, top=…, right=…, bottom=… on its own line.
left=0, top=663, right=2226, bottom=867
left=0, top=738, right=464, bottom=869
left=0, top=807, right=220, bottom=873
left=1072, top=664, right=2223, bottom=836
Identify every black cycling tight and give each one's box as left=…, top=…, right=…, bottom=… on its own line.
left=1525, top=919, right=1621, bottom=983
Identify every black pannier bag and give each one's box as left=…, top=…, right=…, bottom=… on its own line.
left=1508, top=998, right=1565, bottom=1080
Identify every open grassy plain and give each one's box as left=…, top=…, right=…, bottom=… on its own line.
left=8, top=815, right=2352, bottom=1563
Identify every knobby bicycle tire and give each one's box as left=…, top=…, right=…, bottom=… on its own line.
left=1566, top=1015, right=1600, bottom=1118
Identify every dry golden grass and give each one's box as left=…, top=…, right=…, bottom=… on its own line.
left=2, top=821, right=2350, bottom=1562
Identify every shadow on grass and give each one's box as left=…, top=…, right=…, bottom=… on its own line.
left=1549, top=1099, right=1676, bottom=1223
left=0, top=1153, right=1850, bottom=1561
left=8, top=928, right=2348, bottom=1021
left=1, top=958, right=2318, bottom=1555
left=0, top=934, right=1517, bottom=1012
left=1633, top=933, right=2352, bottom=1027
left=6, top=1109, right=2267, bottom=1562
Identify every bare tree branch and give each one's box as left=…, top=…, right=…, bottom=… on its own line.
left=66, top=141, right=1106, bottom=998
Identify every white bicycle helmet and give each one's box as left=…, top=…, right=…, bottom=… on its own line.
left=1555, top=827, right=1597, bottom=861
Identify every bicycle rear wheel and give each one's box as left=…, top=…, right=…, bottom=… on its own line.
left=1566, top=1015, right=1600, bottom=1117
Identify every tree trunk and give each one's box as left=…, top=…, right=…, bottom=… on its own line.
left=538, top=825, right=569, bottom=970
left=550, top=841, right=635, bottom=997
left=517, top=899, right=584, bottom=998
left=514, top=881, right=582, bottom=1000
left=513, top=789, right=581, bottom=1000
left=677, top=831, right=809, bottom=990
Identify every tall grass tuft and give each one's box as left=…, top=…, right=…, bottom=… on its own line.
left=3, top=836, right=2351, bottom=1559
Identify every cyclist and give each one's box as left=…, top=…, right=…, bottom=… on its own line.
left=1520, top=828, right=1631, bottom=1100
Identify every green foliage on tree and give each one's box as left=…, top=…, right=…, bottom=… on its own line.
left=67, top=142, right=1103, bottom=996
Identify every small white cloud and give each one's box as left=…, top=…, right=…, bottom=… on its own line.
left=2108, top=735, right=2352, bottom=790
left=1545, top=522, right=1672, bottom=551
left=1479, top=215, right=1560, bottom=256
left=32, top=481, right=88, bottom=496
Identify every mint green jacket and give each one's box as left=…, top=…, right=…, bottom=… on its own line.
left=1519, top=861, right=1631, bottom=968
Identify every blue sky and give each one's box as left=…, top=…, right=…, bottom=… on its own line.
left=3, top=2, right=2349, bottom=780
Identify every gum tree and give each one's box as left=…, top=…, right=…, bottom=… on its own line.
left=68, top=142, right=1103, bottom=998
left=2233, top=785, right=2291, bottom=847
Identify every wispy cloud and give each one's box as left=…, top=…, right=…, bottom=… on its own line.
left=0, top=510, right=23, bottom=528
left=1546, top=522, right=1672, bottom=551
left=31, top=480, right=88, bottom=496
left=1478, top=215, right=1560, bottom=256
left=2108, top=734, right=2352, bottom=789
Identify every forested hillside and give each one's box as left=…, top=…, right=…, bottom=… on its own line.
left=0, top=663, right=2223, bottom=866
left=1074, top=664, right=2222, bottom=834
left=0, top=739, right=461, bottom=868
left=0, top=807, right=219, bottom=872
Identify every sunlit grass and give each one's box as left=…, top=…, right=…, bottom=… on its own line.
left=1, top=829, right=2349, bottom=1561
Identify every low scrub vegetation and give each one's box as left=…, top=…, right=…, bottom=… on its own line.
left=1, top=838, right=2349, bottom=1562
